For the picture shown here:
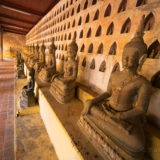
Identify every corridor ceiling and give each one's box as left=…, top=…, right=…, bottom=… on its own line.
left=0, top=0, right=59, bottom=35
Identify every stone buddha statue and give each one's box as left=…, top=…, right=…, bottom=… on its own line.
left=49, top=39, right=78, bottom=104
left=20, top=67, right=36, bottom=107
left=78, top=16, right=151, bottom=160
left=35, top=43, right=40, bottom=59
left=38, top=38, right=57, bottom=82
left=34, top=42, right=46, bottom=72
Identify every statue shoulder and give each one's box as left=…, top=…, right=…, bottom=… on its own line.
left=138, top=75, right=152, bottom=89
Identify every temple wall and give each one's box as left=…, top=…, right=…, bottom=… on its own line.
left=3, top=32, right=25, bottom=57
left=26, top=0, right=160, bottom=93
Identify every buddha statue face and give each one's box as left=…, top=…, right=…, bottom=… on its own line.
left=122, top=47, right=139, bottom=71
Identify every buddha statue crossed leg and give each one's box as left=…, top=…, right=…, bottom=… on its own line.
left=49, top=39, right=78, bottom=104
left=78, top=16, right=151, bottom=160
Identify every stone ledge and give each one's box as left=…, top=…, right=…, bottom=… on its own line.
left=39, top=87, right=103, bottom=160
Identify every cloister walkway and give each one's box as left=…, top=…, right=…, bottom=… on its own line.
left=0, top=58, right=15, bottom=160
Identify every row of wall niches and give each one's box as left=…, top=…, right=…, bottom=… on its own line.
left=27, top=11, right=154, bottom=44
left=26, top=0, right=148, bottom=41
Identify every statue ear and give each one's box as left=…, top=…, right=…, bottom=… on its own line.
left=138, top=54, right=147, bottom=72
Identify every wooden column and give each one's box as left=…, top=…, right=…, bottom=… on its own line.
left=0, top=26, right=3, bottom=61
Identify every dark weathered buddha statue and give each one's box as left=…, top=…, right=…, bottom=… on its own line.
left=34, top=42, right=46, bottom=72
left=50, top=39, right=78, bottom=104
left=35, top=43, right=40, bottom=59
left=20, top=67, right=36, bottom=107
left=38, top=38, right=57, bottom=82
left=78, top=16, right=151, bottom=160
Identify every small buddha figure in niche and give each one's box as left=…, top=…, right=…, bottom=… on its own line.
left=34, top=41, right=46, bottom=72
left=78, top=16, right=151, bottom=160
left=38, top=38, right=57, bottom=82
left=50, top=39, right=78, bottom=104
left=20, top=67, right=36, bottom=107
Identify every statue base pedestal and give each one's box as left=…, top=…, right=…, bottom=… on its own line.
left=78, top=115, right=142, bottom=160
left=39, top=87, right=103, bottom=160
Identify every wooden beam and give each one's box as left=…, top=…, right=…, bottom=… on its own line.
left=2, top=25, right=28, bottom=32
left=0, top=21, right=31, bottom=30
left=0, top=0, right=44, bottom=16
left=3, top=28, right=27, bottom=35
left=0, top=13, right=36, bottom=25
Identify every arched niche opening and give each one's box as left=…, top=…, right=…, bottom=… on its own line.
left=66, top=1, right=68, bottom=8
left=68, top=33, right=71, bottom=40
left=112, top=62, right=120, bottom=73
left=63, top=4, right=65, bottom=10
left=67, top=11, right=69, bottom=18
left=107, top=22, right=114, bottom=35
left=84, top=0, right=88, bottom=10
left=109, top=42, right=117, bottom=55
left=121, top=18, right=131, bottom=34
left=87, top=28, right=92, bottom=38
left=95, top=25, right=102, bottom=37
left=144, top=12, right=155, bottom=31
left=65, top=45, right=67, bottom=51
left=61, top=35, right=63, bottom=41
left=151, top=71, right=160, bottom=88
left=118, top=0, right=127, bottom=13
left=93, top=10, right=99, bottom=21
left=99, top=60, right=106, bottom=72
left=66, top=56, right=68, bottom=61
left=78, top=17, right=82, bottom=26
left=62, top=45, right=64, bottom=50
left=90, top=59, right=95, bottom=70
left=85, top=13, right=90, bottom=23
left=72, top=20, right=75, bottom=27
left=64, top=34, right=67, bottom=40
left=77, top=4, right=80, bottom=13
left=70, top=0, right=73, bottom=5
left=92, top=0, right=97, bottom=5
left=80, top=44, right=85, bottom=52
left=68, top=22, right=70, bottom=29
left=136, top=0, right=146, bottom=7
left=79, top=30, right=83, bottom=38
left=71, top=8, right=74, bottom=16
left=147, top=40, right=160, bottom=58
left=59, top=54, right=61, bottom=59
left=97, top=43, right=103, bottom=54
left=64, top=24, right=66, bottom=30
left=82, top=57, right=86, bottom=67
left=73, top=31, right=77, bottom=39
left=88, top=43, right=93, bottom=53
left=62, top=55, right=64, bottom=60
left=104, top=4, right=111, bottom=17
left=63, top=14, right=65, bottom=20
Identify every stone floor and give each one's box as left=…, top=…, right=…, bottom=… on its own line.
left=15, top=79, right=58, bottom=160
left=0, top=59, right=15, bottom=160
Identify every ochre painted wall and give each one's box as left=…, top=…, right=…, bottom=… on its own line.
left=3, top=32, right=25, bottom=58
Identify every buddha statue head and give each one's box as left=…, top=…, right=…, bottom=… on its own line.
left=122, top=15, right=147, bottom=72
left=67, top=39, right=78, bottom=58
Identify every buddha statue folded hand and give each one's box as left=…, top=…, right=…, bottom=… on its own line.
left=78, top=16, right=151, bottom=160
left=50, top=39, right=78, bottom=104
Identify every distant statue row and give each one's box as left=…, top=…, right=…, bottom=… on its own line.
left=24, top=38, right=78, bottom=104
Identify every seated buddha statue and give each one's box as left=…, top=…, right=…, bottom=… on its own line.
left=50, top=39, right=78, bottom=104
left=20, top=67, right=36, bottom=107
left=78, top=16, right=151, bottom=160
left=38, top=38, right=57, bottom=82
left=34, top=42, right=46, bottom=72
